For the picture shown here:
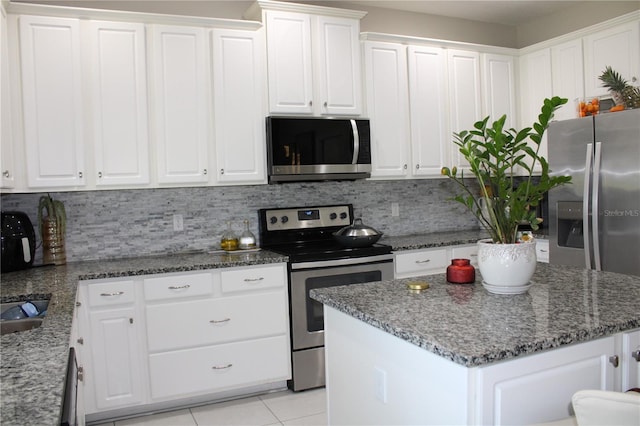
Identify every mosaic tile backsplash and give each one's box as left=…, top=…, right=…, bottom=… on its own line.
left=0, top=179, right=479, bottom=263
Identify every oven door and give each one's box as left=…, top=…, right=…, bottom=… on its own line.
left=289, top=255, right=394, bottom=351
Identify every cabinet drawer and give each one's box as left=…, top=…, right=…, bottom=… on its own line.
left=146, top=291, right=288, bottom=352
left=86, top=279, right=136, bottom=307
left=143, top=272, right=213, bottom=301
left=450, top=244, right=479, bottom=267
left=395, top=248, right=449, bottom=277
left=221, top=264, right=286, bottom=294
left=148, top=335, right=291, bottom=400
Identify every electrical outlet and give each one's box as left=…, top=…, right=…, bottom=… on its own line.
left=391, top=202, right=400, bottom=217
left=374, top=367, right=388, bottom=403
left=173, top=214, right=184, bottom=232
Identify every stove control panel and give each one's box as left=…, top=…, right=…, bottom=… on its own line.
left=263, top=205, right=352, bottom=231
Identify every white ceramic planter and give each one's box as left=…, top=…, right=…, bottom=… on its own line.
left=477, top=238, right=537, bottom=294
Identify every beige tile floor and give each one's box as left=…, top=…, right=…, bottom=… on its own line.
left=92, top=388, right=327, bottom=426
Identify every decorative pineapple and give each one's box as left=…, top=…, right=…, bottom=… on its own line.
left=598, top=66, right=640, bottom=109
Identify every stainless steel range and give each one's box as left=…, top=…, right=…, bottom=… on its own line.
left=259, top=204, right=394, bottom=391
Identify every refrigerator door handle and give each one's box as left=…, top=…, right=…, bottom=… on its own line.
left=592, top=142, right=602, bottom=271
left=583, top=143, right=593, bottom=270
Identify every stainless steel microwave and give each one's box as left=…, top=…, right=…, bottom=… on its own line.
left=266, top=117, right=371, bottom=183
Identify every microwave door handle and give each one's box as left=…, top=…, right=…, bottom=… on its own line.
left=583, top=143, right=593, bottom=270
left=592, top=141, right=602, bottom=271
left=350, top=119, right=359, bottom=164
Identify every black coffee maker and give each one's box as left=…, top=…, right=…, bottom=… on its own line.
left=1, top=211, right=36, bottom=272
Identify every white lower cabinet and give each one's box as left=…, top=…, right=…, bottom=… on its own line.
left=325, top=307, right=634, bottom=426
left=395, top=244, right=479, bottom=278
left=77, top=263, right=290, bottom=419
left=77, top=279, right=145, bottom=415
left=148, top=335, right=290, bottom=400
left=476, top=335, right=616, bottom=425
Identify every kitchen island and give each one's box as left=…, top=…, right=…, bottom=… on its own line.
left=311, top=263, right=640, bottom=425
left=0, top=250, right=288, bottom=425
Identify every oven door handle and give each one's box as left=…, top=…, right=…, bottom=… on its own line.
left=291, top=254, right=395, bottom=270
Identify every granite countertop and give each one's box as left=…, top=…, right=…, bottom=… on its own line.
left=311, top=263, right=640, bottom=368
left=381, top=229, right=489, bottom=251
left=0, top=249, right=288, bottom=426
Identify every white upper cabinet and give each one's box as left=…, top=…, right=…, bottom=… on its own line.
left=363, top=41, right=410, bottom=178
left=1, top=6, right=15, bottom=189
left=264, top=8, right=364, bottom=116
left=551, top=39, right=584, bottom=121
left=408, top=45, right=449, bottom=177
left=583, top=21, right=640, bottom=97
left=314, top=15, right=362, bottom=115
left=88, top=20, right=150, bottom=187
left=265, top=11, right=313, bottom=114
left=211, top=28, right=266, bottom=184
left=481, top=53, right=516, bottom=129
left=150, top=25, right=209, bottom=185
left=19, top=15, right=85, bottom=188
left=447, top=49, right=481, bottom=169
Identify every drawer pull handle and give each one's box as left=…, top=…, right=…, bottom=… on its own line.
left=244, top=277, right=264, bottom=282
left=212, top=363, right=233, bottom=370
left=210, top=318, right=231, bottom=324
left=415, top=259, right=431, bottom=264
left=168, top=285, right=191, bottom=290
left=100, top=291, right=124, bottom=297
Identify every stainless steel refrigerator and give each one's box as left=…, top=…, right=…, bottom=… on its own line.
left=548, top=109, right=640, bottom=277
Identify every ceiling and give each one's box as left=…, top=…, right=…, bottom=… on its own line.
left=340, top=1, right=606, bottom=26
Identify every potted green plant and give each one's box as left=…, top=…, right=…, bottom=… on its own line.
left=38, top=193, right=67, bottom=265
left=441, top=96, right=572, bottom=293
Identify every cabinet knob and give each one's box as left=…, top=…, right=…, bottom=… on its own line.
left=98, top=171, right=103, bottom=178
left=323, top=101, right=327, bottom=108
left=309, top=100, right=313, bottom=107
left=416, top=164, right=420, bottom=170
left=609, top=355, right=619, bottom=368
left=632, top=350, right=640, bottom=362
left=77, top=337, right=84, bottom=345
left=2, top=170, right=10, bottom=178
left=78, top=171, right=83, bottom=178
left=129, top=318, right=134, bottom=324
left=78, top=366, right=84, bottom=382
left=403, top=164, right=407, bottom=170
left=220, top=169, right=224, bottom=175
left=203, top=169, right=207, bottom=175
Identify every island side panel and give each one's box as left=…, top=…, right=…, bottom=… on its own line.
left=323, top=306, right=472, bottom=425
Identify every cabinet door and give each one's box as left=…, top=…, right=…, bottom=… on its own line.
left=519, top=48, right=552, bottom=172
left=481, top=53, right=516, bottom=129
left=621, top=329, right=640, bottom=391
left=551, top=39, right=584, bottom=121
left=447, top=49, right=481, bottom=169
left=87, top=306, right=144, bottom=411
left=265, top=11, right=313, bottom=114
left=19, top=15, right=85, bottom=188
left=151, top=25, right=209, bottom=184
left=535, top=239, right=549, bottom=263
left=476, top=336, right=616, bottom=425
left=584, top=22, right=640, bottom=98
left=1, top=7, right=14, bottom=189
left=212, top=28, right=266, bottom=184
left=408, top=45, right=449, bottom=177
left=315, top=15, right=361, bottom=116
left=88, top=20, right=149, bottom=186
left=363, top=41, right=410, bottom=178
